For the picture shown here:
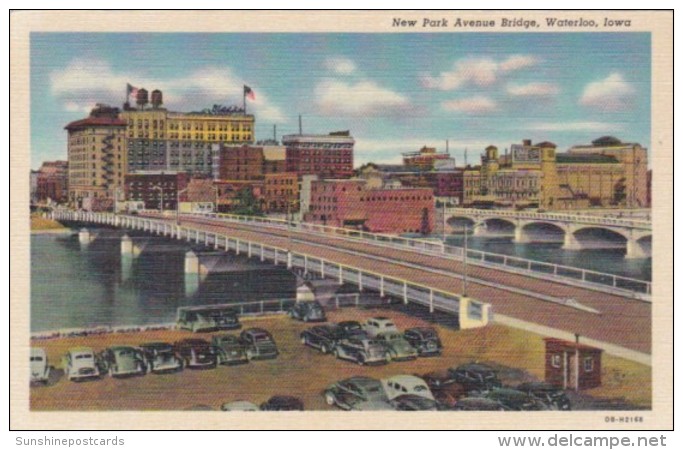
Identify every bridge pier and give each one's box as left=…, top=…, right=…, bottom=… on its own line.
left=78, top=228, right=94, bottom=246
left=459, top=296, right=491, bottom=329
left=514, top=225, right=530, bottom=244
left=184, top=250, right=200, bottom=297
left=626, top=236, right=649, bottom=259
left=120, top=234, right=142, bottom=258
left=562, top=230, right=583, bottom=251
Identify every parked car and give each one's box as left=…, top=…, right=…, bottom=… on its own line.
left=516, top=382, right=571, bottom=411
left=337, top=321, right=366, bottom=339
left=484, top=388, right=549, bottom=411
left=260, top=396, right=304, bottom=411
left=300, top=325, right=344, bottom=354
left=30, top=348, right=50, bottom=383
left=323, top=376, right=393, bottom=411
left=382, top=375, right=435, bottom=401
left=447, top=363, right=502, bottom=394
left=239, top=328, right=279, bottom=360
left=333, top=337, right=389, bottom=365
left=176, top=305, right=241, bottom=333
left=390, top=394, right=440, bottom=411
left=212, top=334, right=249, bottom=365
left=174, top=339, right=217, bottom=369
left=374, top=332, right=418, bottom=361
left=63, top=347, right=100, bottom=381
left=452, top=397, right=505, bottom=411
left=288, top=301, right=326, bottom=322
left=363, top=317, right=399, bottom=337
left=420, top=370, right=459, bottom=390
left=220, top=401, right=259, bottom=411
left=139, top=342, right=183, bottom=374
left=403, top=327, right=443, bottom=356
left=98, top=346, right=147, bottom=377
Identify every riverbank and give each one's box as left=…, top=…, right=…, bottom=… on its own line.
left=30, top=308, right=651, bottom=411
left=30, top=214, right=70, bottom=233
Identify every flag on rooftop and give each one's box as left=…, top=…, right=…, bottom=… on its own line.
left=244, top=85, right=255, bottom=101
left=127, top=83, right=139, bottom=97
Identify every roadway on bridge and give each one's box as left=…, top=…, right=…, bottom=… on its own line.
left=156, top=214, right=651, bottom=355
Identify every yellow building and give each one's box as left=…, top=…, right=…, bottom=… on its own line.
left=65, top=105, right=127, bottom=208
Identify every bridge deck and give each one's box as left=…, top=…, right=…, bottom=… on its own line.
left=172, top=215, right=650, bottom=354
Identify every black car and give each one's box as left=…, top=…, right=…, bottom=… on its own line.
left=139, top=342, right=183, bottom=373
left=420, top=370, right=458, bottom=390
left=174, top=339, right=217, bottom=369
left=403, top=327, right=443, bottom=356
left=239, top=328, right=279, bottom=360
left=389, top=394, right=441, bottom=411
left=453, top=397, right=505, bottom=411
left=516, top=382, right=571, bottom=410
left=289, top=301, right=327, bottom=322
left=212, top=334, right=249, bottom=365
left=260, top=396, right=304, bottom=411
left=447, top=363, right=502, bottom=394
left=337, top=321, right=368, bottom=339
left=484, top=388, right=549, bottom=411
left=300, top=325, right=344, bottom=354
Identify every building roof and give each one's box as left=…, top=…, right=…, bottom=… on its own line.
left=64, top=116, right=127, bottom=130
left=556, top=153, right=619, bottom=164
left=591, top=136, right=622, bottom=146
left=536, top=141, right=557, bottom=149
left=544, top=338, right=603, bottom=353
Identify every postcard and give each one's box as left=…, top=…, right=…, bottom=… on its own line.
left=10, top=10, right=672, bottom=430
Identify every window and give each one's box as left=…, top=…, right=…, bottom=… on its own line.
left=583, top=357, right=594, bottom=372
left=551, top=354, right=562, bottom=368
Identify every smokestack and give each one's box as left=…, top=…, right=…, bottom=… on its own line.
left=273, top=124, right=277, bottom=142
left=446, top=139, right=449, bottom=154
left=298, top=115, right=302, bottom=135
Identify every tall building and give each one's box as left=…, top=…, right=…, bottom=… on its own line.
left=120, top=97, right=255, bottom=175
left=35, top=161, right=69, bottom=204
left=218, top=145, right=265, bottom=181
left=263, top=172, right=299, bottom=213
left=124, top=171, right=189, bottom=211
left=65, top=105, right=127, bottom=208
left=283, top=131, right=354, bottom=179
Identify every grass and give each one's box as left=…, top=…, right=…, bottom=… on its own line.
left=31, top=213, right=66, bottom=231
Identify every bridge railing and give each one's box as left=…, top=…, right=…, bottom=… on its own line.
left=443, top=207, right=652, bottom=229
left=181, top=211, right=652, bottom=297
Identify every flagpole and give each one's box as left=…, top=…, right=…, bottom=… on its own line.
left=243, top=88, right=246, bottom=114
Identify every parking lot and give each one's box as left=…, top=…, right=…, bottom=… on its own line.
left=30, top=307, right=651, bottom=411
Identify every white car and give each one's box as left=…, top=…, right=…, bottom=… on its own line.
left=381, top=375, right=435, bottom=401
left=63, top=347, right=100, bottom=381
left=30, top=348, right=50, bottom=383
left=363, top=317, right=399, bottom=338
left=220, top=401, right=259, bottom=411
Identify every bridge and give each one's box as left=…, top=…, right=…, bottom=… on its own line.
left=52, top=209, right=652, bottom=365
left=442, top=208, right=652, bottom=259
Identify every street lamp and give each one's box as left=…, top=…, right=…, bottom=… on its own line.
left=152, top=185, right=164, bottom=212
left=462, top=221, right=485, bottom=298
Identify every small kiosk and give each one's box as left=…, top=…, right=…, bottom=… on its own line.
left=544, top=337, right=603, bottom=391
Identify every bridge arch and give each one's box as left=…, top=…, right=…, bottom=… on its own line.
left=445, top=216, right=476, bottom=233
left=564, top=226, right=628, bottom=251
left=516, top=221, right=566, bottom=244
left=478, top=218, right=516, bottom=237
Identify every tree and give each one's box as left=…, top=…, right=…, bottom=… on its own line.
left=233, top=187, right=263, bottom=216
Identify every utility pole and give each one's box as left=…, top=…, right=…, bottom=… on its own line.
left=298, top=115, right=302, bottom=135
left=463, top=223, right=469, bottom=297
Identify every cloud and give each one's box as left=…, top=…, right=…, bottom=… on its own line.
left=49, top=59, right=286, bottom=123
left=324, top=57, right=356, bottom=75
left=506, top=82, right=559, bottom=97
left=314, top=79, right=410, bottom=116
left=422, top=54, right=539, bottom=91
left=525, top=121, right=624, bottom=132
left=442, top=96, right=497, bottom=113
left=579, top=73, right=635, bottom=111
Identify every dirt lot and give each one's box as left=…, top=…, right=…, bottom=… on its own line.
left=30, top=308, right=651, bottom=411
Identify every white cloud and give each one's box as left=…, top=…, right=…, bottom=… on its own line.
left=442, top=96, right=497, bottom=113
left=314, top=79, right=410, bottom=116
left=579, top=73, right=635, bottom=111
left=507, top=82, right=559, bottom=97
left=526, top=121, right=624, bottom=132
left=422, top=55, right=539, bottom=91
left=324, top=57, right=356, bottom=75
left=50, top=59, right=286, bottom=123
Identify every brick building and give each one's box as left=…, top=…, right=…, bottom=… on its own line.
left=283, top=131, right=354, bottom=179
left=544, top=338, right=602, bottom=391
left=263, top=172, right=299, bottom=213
left=305, top=179, right=434, bottom=234
left=402, top=145, right=454, bottom=170
left=218, top=145, right=265, bottom=181
left=124, top=171, right=189, bottom=210
left=35, top=160, right=69, bottom=204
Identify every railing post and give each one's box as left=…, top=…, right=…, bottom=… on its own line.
left=214, top=233, right=219, bottom=249
left=380, top=276, right=384, bottom=297
left=403, top=282, right=408, bottom=305
left=303, top=255, right=308, bottom=274
left=248, top=241, right=252, bottom=258
left=320, top=260, right=325, bottom=278
left=260, top=244, right=265, bottom=262
left=358, top=271, right=363, bottom=291
left=338, top=264, right=343, bottom=285
left=224, top=236, right=229, bottom=251
left=236, top=239, right=240, bottom=255
left=274, top=249, right=278, bottom=265
left=429, top=289, right=434, bottom=313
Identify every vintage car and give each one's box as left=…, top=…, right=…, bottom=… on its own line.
left=260, top=396, right=304, bottom=411
left=447, top=363, right=502, bottom=394
left=63, top=347, right=100, bottom=381
left=452, top=397, right=505, bottom=411
left=432, top=382, right=467, bottom=409
left=174, top=339, right=217, bottom=369
left=323, top=376, right=393, bottom=411
left=30, top=347, right=50, bottom=384
left=220, top=401, right=259, bottom=411
left=98, top=346, right=147, bottom=378
left=403, top=327, right=443, bottom=356
left=382, top=375, right=435, bottom=401
left=239, top=328, right=279, bottom=360
left=363, top=317, right=399, bottom=337
left=288, top=300, right=327, bottom=322
left=374, top=332, right=418, bottom=361
left=516, top=382, right=571, bottom=411
left=300, top=325, right=344, bottom=354
left=484, top=388, right=549, bottom=411
left=212, top=334, right=249, bottom=365
left=390, top=394, right=441, bottom=411
left=176, top=305, right=241, bottom=333
left=420, top=370, right=458, bottom=390
left=138, top=342, right=183, bottom=374
left=333, top=337, right=389, bottom=365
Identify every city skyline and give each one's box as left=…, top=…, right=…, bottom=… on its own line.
left=31, top=32, right=651, bottom=169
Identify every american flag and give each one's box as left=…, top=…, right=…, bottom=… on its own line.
left=127, top=83, right=139, bottom=98
left=244, top=85, right=255, bottom=101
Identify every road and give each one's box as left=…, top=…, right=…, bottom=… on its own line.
left=147, top=214, right=651, bottom=354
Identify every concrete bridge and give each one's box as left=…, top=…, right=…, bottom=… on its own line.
left=442, top=208, right=652, bottom=259
left=53, top=209, right=652, bottom=365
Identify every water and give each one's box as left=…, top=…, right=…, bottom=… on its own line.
left=31, top=229, right=297, bottom=332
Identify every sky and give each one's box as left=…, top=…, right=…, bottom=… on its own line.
left=30, top=33, right=650, bottom=169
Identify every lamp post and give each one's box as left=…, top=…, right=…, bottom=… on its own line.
left=462, top=221, right=485, bottom=298
left=152, top=185, right=164, bottom=212
left=176, top=187, right=189, bottom=225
